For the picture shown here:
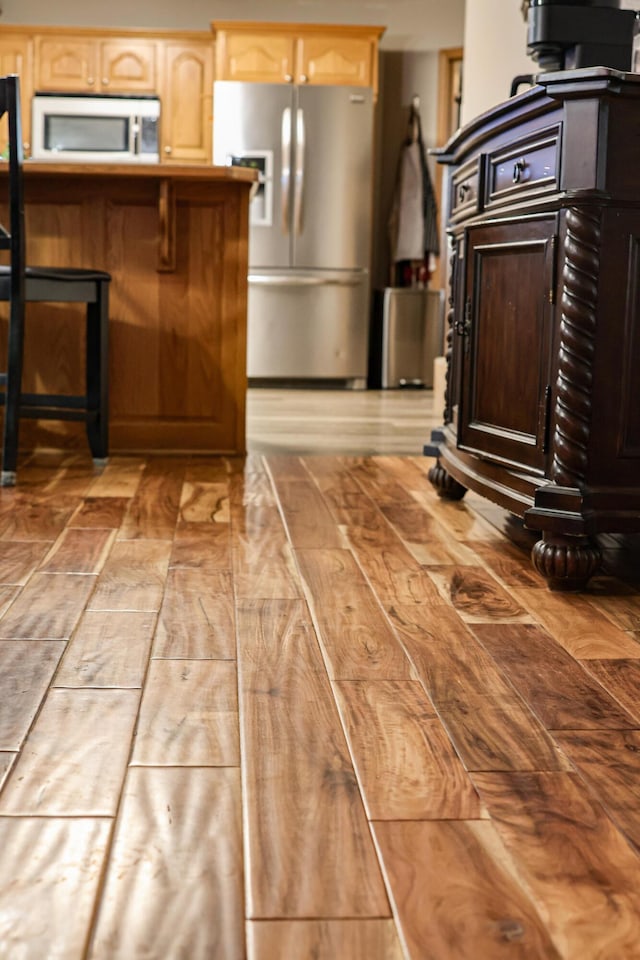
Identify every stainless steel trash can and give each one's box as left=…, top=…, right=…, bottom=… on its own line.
left=369, top=287, right=444, bottom=388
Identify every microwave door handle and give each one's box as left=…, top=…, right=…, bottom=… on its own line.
left=294, top=107, right=305, bottom=237
left=130, top=116, right=139, bottom=156
left=281, top=107, right=291, bottom=234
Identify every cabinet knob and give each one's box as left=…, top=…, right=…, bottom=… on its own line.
left=457, top=183, right=471, bottom=203
left=299, top=73, right=309, bottom=83
left=164, top=145, right=173, bottom=155
left=23, top=141, right=30, bottom=152
left=87, top=76, right=95, bottom=86
left=284, top=73, right=293, bottom=83
left=512, top=158, right=527, bottom=183
left=102, top=78, right=110, bottom=86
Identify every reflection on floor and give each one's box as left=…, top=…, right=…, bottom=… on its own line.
left=246, top=387, right=440, bottom=456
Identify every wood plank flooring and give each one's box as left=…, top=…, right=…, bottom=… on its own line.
left=2, top=392, right=640, bottom=957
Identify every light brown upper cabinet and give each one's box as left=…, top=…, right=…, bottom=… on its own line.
left=35, top=34, right=158, bottom=93
left=0, top=32, right=34, bottom=155
left=212, top=22, right=385, bottom=96
left=160, top=40, right=214, bottom=164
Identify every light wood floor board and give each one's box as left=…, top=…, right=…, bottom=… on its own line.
left=512, top=587, right=640, bottom=659
left=38, top=527, right=115, bottom=575
left=0, top=406, right=639, bottom=956
left=179, top=480, right=230, bottom=523
left=67, top=495, right=130, bottom=529
left=427, top=564, right=532, bottom=622
left=89, top=767, right=244, bottom=960
left=271, top=478, right=344, bottom=549
left=0, top=493, right=78, bottom=540
left=0, top=572, right=97, bottom=639
left=0, top=688, right=139, bottom=815
left=296, top=548, right=412, bottom=680
left=153, top=568, right=236, bottom=658
left=0, top=817, right=112, bottom=960
left=55, top=610, right=157, bottom=688
left=118, top=458, right=184, bottom=540
left=0, top=541, right=52, bottom=584
left=341, top=508, right=445, bottom=606
left=472, top=623, right=637, bottom=730
left=0, top=640, right=64, bottom=749
left=333, top=679, right=484, bottom=820
left=388, top=604, right=567, bottom=771
left=88, top=540, right=172, bottom=612
left=472, top=770, right=640, bottom=957
left=237, top=598, right=390, bottom=918
left=247, top=919, right=405, bottom=960
left=552, top=729, right=640, bottom=852
left=131, top=658, right=239, bottom=766
left=85, top=456, right=146, bottom=497
left=373, top=819, right=561, bottom=959
left=0, top=753, right=13, bottom=789
left=170, top=520, right=232, bottom=571
left=579, top=659, right=640, bottom=724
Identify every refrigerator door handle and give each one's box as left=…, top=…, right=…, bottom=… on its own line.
left=249, top=273, right=363, bottom=287
left=294, top=107, right=305, bottom=236
left=281, top=107, right=291, bottom=234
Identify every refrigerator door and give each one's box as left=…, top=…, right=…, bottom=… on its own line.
left=293, top=85, right=374, bottom=270
left=213, top=81, right=293, bottom=268
left=247, top=268, right=370, bottom=384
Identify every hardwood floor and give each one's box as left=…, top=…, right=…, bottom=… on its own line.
left=2, top=390, right=640, bottom=958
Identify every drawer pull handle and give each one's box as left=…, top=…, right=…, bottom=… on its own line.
left=513, top=158, right=527, bottom=183
left=458, top=183, right=471, bottom=203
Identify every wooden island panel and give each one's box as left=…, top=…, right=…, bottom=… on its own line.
left=0, top=163, right=255, bottom=455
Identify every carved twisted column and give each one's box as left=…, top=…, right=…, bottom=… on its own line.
left=443, top=245, right=457, bottom=424
left=428, top=242, right=467, bottom=500
left=532, top=204, right=602, bottom=588
left=551, top=205, right=600, bottom=486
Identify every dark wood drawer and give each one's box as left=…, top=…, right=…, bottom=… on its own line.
left=486, top=125, right=560, bottom=208
left=450, top=159, right=480, bottom=219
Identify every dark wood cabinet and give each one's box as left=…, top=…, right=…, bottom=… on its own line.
left=427, top=68, right=640, bottom=589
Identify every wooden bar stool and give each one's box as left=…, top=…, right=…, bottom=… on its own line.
left=0, top=74, right=110, bottom=485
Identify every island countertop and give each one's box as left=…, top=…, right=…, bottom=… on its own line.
left=0, top=161, right=257, bottom=455
left=22, top=160, right=257, bottom=184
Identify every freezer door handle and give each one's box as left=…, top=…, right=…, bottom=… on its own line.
left=281, top=107, right=291, bottom=234
left=294, top=107, right=305, bottom=236
left=249, top=273, right=363, bottom=287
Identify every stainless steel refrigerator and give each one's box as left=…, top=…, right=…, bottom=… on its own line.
left=213, top=81, right=374, bottom=386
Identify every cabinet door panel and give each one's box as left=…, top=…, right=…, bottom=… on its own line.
left=218, top=32, right=295, bottom=83
left=100, top=40, right=157, bottom=92
left=162, top=43, right=213, bottom=163
left=297, top=36, right=372, bottom=86
left=35, top=38, right=97, bottom=92
left=0, top=36, right=33, bottom=155
left=459, top=218, right=556, bottom=472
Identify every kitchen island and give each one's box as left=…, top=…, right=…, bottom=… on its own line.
left=0, top=162, right=256, bottom=455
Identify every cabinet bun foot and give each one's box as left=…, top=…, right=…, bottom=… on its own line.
left=531, top=534, right=602, bottom=591
left=428, top=461, right=467, bottom=500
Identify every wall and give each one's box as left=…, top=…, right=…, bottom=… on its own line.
left=373, top=50, right=439, bottom=289
left=461, top=0, right=640, bottom=125
left=460, top=0, right=530, bottom=125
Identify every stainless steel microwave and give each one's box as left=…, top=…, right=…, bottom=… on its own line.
left=31, top=93, right=160, bottom=162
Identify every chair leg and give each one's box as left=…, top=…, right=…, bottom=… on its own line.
left=1, top=294, right=26, bottom=486
left=85, top=280, right=109, bottom=462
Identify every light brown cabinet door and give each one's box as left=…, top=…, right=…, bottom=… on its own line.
left=161, top=42, right=213, bottom=163
left=35, top=37, right=98, bottom=92
left=99, top=40, right=158, bottom=93
left=296, top=35, right=373, bottom=86
left=36, top=36, right=157, bottom=94
left=217, top=31, right=295, bottom=83
left=0, top=35, right=34, bottom=155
